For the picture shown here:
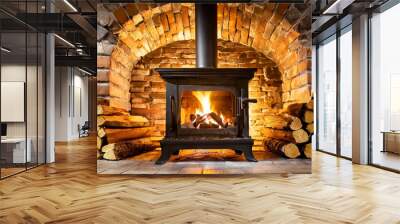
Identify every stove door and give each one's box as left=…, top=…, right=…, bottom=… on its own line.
left=178, top=85, right=238, bottom=137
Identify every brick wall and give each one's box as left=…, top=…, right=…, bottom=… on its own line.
left=97, top=3, right=312, bottom=152
left=97, top=3, right=311, bottom=112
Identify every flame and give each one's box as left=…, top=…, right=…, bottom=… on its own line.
left=192, top=91, right=212, bottom=114
left=191, top=91, right=228, bottom=128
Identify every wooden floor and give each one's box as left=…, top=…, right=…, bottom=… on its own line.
left=1, top=137, right=400, bottom=223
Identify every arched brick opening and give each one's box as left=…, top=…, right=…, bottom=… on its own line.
left=128, top=39, right=283, bottom=150
left=97, top=3, right=312, bottom=154
left=100, top=3, right=311, bottom=112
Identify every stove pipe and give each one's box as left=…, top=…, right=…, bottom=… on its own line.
left=195, top=4, right=217, bottom=68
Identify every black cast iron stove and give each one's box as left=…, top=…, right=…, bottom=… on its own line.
left=155, top=4, right=257, bottom=165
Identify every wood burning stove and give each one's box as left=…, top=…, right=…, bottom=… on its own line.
left=155, top=68, right=257, bottom=164
left=155, top=4, right=258, bottom=164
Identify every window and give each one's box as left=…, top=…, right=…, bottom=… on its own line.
left=370, top=3, right=400, bottom=171
left=339, top=27, right=352, bottom=158
left=316, top=26, right=353, bottom=159
left=317, top=36, right=337, bottom=154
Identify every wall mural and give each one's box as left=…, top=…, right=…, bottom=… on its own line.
left=97, top=2, right=312, bottom=174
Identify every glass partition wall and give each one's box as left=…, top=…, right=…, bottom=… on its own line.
left=0, top=2, right=46, bottom=179
left=316, top=26, right=353, bottom=159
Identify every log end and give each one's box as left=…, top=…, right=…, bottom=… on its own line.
left=303, top=144, right=312, bottom=159
left=283, top=143, right=301, bottom=159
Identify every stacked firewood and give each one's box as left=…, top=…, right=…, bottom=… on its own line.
left=263, top=99, right=314, bottom=159
left=97, top=105, right=159, bottom=160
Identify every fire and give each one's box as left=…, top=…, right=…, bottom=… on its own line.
left=192, top=91, right=212, bottom=114
left=192, top=91, right=226, bottom=128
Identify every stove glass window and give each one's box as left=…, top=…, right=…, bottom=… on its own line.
left=180, top=90, right=235, bottom=129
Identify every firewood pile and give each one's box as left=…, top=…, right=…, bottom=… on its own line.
left=262, top=99, right=314, bottom=159
left=97, top=105, right=159, bottom=160
left=96, top=101, right=313, bottom=160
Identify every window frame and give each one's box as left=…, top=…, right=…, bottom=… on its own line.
left=315, top=24, right=353, bottom=161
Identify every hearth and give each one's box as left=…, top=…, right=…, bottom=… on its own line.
left=155, top=3, right=257, bottom=165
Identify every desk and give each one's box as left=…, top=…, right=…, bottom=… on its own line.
left=1, top=138, right=31, bottom=163
left=382, top=131, right=400, bottom=155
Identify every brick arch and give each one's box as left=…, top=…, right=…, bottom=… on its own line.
left=106, top=3, right=311, bottom=111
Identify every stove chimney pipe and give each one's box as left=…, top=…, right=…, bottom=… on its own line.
left=195, top=4, right=217, bottom=68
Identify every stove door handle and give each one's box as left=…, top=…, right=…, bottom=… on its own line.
left=241, top=98, right=257, bottom=110
left=242, top=98, right=257, bottom=105
left=170, top=96, right=177, bottom=135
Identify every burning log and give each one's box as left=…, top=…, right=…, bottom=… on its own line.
left=97, top=115, right=149, bottom=128
left=190, top=112, right=227, bottom=128
left=98, top=127, right=154, bottom=143
left=191, top=114, right=207, bottom=127
left=102, top=137, right=157, bottom=160
left=264, top=138, right=300, bottom=159
left=97, top=105, right=129, bottom=116
left=208, top=112, right=226, bottom=127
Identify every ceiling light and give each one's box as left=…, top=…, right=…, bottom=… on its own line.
left=1, top=47, right=11, bottom=53
left=322, top=0, right=355, bottom=15
left=77, top=67, right=93, bottom=76
left=54, top=34, right=75, bottom=48
left=63, top=0, right=78, bottom=12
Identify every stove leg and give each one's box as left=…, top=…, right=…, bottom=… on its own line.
left=241, top=146, right=257, bottom=162
left=234, top=150, right=243, bottom=155
left=155, top=147, right=174, bottom=165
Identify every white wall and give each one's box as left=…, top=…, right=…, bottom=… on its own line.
left=54, top=67, right=89, bottom=141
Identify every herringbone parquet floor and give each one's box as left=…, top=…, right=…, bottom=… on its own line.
left=1, top=137, right=400, bottom=224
